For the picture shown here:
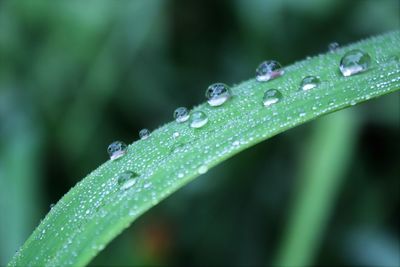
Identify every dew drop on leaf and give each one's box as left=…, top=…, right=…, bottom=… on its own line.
left=107, top=141, right=127, bottom=161
left=197, top=165, right=208, bottom=174
left=205, top=83, right=231, bottom=106
left=339, top=49, right=371, bottom=77
left=300, top=76, right=320, bottom=91
left=139, top=128, right=150, bottom=140
left=189, top=111, right=208, bottom=128
left=173, top=107, right=190, bottom=123
left=117, top=170, right=138, bottom=190
left=263, top=89, right=283, bottom=107
left=172, top=131, right=180, bottom=138
left=256, top=60, right=284, bottom=82
left=328, top=42, right=339, bottom=52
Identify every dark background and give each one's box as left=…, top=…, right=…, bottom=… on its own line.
left=0, top=0, right=399, bottom=266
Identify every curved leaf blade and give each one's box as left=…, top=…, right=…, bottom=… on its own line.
left=9, top=31, right=400, bottom=266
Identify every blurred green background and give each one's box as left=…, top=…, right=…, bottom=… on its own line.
left=0, top=0, right=399, bottom=266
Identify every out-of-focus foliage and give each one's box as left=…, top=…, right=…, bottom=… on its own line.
left=0, top=0, right=399, bottom=266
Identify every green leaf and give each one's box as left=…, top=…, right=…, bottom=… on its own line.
left=9, top=31, right=400, bottom=266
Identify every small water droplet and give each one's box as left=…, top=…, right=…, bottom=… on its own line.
left=172, top=132, right=180, bottom=138
left=256, top=60, right=284, bottom=82
left=300, top=76, right=320, bottom=91
left=198, top=165, right=208, bottom=174
left=205, top=83, right=231, bottom=106
left=50, top=203, right=55, bottom=209
left=339, top=49, right=371, bottom=77
left=189, top=111, right=208, bottom=128
left=139, top=128, right=150, bottom=140
left=232, top=140, right=240, bottom=146
left=107, top=141, right=127, bottom=160
left=328, top=42, right=339, bottom=52
left=174, top=107, right=190, bottom=123
left=143, top=182, right=152, bottom=189
left=117, top=170, right=138, bottom=190
left=263, top=89, right=283, bottom=107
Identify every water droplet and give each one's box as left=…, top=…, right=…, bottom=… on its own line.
left=173, top=107, right=190, bottom=123
left=339, top=49, right=371, bottom=77
left=107, top=141, right=127, bottom=160
left=300, top=76, right=320, bottom=91
left=117, top=170, right=138, bottom=190
left=189, top=111, right=208, bottom=128
left=198, top=165, right=208, bottom=174
left=328, top=42, right=339, bottom=52
left=263, top=89, right=283, bottom=107
left=172, top=132, right=180, bottom=138
left=139, top=128, right=150, bottom=140
left=256, top=60, right=284, bottom=82
left=205, top=83, right=231, bottom=106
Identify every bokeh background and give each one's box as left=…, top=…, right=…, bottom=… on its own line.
left=0, top=0, right=399, bottom=266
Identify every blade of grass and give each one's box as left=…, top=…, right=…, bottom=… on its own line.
left=9, top=31, right=400, bottom=266
left=275, top=109, right=358, bottom=266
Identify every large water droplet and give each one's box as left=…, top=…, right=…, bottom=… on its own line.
left=300, top=76, right=320, bottom=91
left=189, top=111, right=208, bottom=128
left=263, top=89, right=283, bottom=107
left=339, top=49, right=371, bottom=77
left=328, top=42, right=339, bottom=52
left=174, top=107, right=190, bottom=123
left=107, top=141, right=127, bottom=160
left=117, top=170, right=138, bottom=190
left=205, top=83, right=231, bottom=106
left=139, top=128, right=150, bottom=140
left=256, top=60, right=284, bottom=82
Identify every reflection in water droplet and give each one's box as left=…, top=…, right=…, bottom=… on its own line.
left=174, top=107, right=190, bottom=123
left=339, top=49, right=371, bottom=77
left=190, top=111, right=208, bottom=128
left=205, top=83, right=231, bottom=106
left=139, top=129, right=150, bottom=140
left=300, top=76, right=320, bottom=91
left=256, top=60, right=284, bottom=82
left=117, top=171, right=138, bottom=190
left=263, top=89, right=283, bottom=107
left=107, top=141, right=127, bottom=160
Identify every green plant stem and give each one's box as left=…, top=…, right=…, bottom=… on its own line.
left=275, top=109, right=358, bottom=266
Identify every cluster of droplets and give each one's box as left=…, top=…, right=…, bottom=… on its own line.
left=105, top=45, right=375, bottom=191
left=19, top=38, right=393, bottom=267
left=257, top=48, right=373, bottom=108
